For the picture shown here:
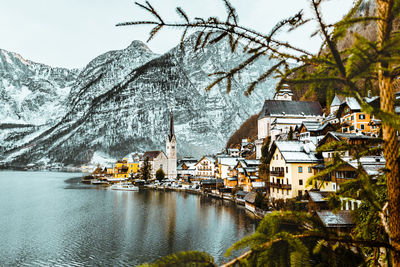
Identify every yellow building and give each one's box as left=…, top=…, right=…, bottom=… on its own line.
left=337, top=97, right=380, bottom=136
left=267, top=141, right=320, bottom=199
left=112, top=158, right=139, bottom=178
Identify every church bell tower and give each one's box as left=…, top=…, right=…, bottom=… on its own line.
left=166, top=111, right=177, bottom=179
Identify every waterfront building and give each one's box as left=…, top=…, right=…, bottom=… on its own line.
left=177, top=158, right=197, bottom=179
left=267, top=141, right=320, bottom=199
left=215, top=157, right=243, bottom=187
left=234, top=159, right=262, bottom=192
left=194, top=156, right=216, bottom=179
left=112, top=158, right=139, bottom=178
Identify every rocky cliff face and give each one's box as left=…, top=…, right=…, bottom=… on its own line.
left=0, top=33, right=277, bottom=166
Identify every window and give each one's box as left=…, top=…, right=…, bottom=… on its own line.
left=299, top=179, right=303, bottom=185
left=172, top=146, right=175, bottom=149
left=360, top=124, right=365, bottom=130
left=287, top=190, right=289, bottom=195
left=298, top=190, right=303, bottom=197
left=298, top=166, right=303, bottom=173
left=286, top=178, right=289, bottom=184
left=351, top=115, right=354, bottom=120
left=350, top=125, right=354, bottom=131
left=343, top=127, right=348, bottom=133
left=286, top=166, right=288, bottom=173
left=359, top=114, right=365, bottom=120
left=308, top=167, right=312, bottom=173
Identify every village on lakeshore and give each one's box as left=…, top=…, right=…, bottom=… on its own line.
left=37, top=84, right=400, bottom=226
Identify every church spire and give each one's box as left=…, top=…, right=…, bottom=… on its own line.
left=168, top=111, right=175, bottom=141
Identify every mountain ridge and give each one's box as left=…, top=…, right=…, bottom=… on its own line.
left=0, top=33, right=277, bottom=166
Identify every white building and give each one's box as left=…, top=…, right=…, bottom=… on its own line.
left=141, top=151, right=169, bottom=179
left=267, top=141, right=320, bottom=199
left=255, top=87, right=323, bottom=159
left=195, top=156, right=216, bottom=179
left=177, top=158, right=197, bottom=178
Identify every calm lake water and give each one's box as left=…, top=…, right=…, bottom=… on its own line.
left=0, top=171, right=257, bottom=266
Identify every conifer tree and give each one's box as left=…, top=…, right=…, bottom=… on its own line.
left=139, top=157, right=152, bottom=181
left=118, top=0, right=400, bottom=265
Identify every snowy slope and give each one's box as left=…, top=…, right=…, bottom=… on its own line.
left=1, top=33, right=277, bottom=166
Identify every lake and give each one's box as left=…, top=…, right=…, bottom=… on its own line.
left=0, top=171, right=257, bottom=266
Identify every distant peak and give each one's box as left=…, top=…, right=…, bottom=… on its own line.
left=127, top=40, right=152, bottom=53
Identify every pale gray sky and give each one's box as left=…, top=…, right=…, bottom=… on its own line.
left=0, top=0, right=353, bottom=69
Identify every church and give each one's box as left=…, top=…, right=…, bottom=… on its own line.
left=165, top=112, right=177, bottom=179
left=142, top=112, right=177, bottom=180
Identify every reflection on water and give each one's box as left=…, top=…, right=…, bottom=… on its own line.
left=0, top=171, right=257, bottom=266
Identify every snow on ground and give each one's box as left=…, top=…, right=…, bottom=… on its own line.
left=90, top=151, right=116, bottom=166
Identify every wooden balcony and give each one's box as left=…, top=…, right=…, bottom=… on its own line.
left=270, top=170, right=285, bottom=177
left=266, top=182, right=292, bottom=190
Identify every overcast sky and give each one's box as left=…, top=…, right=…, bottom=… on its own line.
left=0, top=0, right=353, bottom=69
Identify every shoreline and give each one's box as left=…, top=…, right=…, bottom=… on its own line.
left=142, top=184, right=266, bottom=219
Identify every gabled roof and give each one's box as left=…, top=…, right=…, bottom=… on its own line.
left=316, top=210, right=354, bottom=228
left=244, top=192, right=257, bottom=203
left=331, top=94, right=346, bottom=107
left=267, top=141, right=320, bottom=163
left=195, top=156, right=216, bottom=166
left=300, top=121, right=331, bottom=132
left=308, top=191, right=330, bottom=203
left=143, top=151, right=165, bottom=161
left=317, top=131, right=376, bottom=149
left=219, top=157, right=243, bottom=167
left=258, top=100, right=323, bottom=119
left=343, top=156, right=386, bottom=176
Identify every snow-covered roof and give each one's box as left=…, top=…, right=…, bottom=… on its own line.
left=331, top=95, right=345, bottom=107
left=244, top=159, right=260, bottom=166
left=259, top=100, right=323, bottom=119
left=274, top=141, right=319, bottom=163
left=252, top=182, right=265, bottom=187
left=219, top=157, right=242, bottom=167
left=343, top=156, right=386, bottom=176
left=344, top=97, right=361, bottom=111
left=301, top=121, right=330, bottom=132
left=227, top=148, right=240, bottom=152
left=308, top=191, right=330, bottom=203
left=329, top=132, right=375, bottom=141
left=317, top=210, right=354, bottom=228
left=272, top=118, right=312, bottom=125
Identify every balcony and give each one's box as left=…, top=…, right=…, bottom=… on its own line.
left=270, top=170, right=285, bottom=177
left=266, top=182, right=292, bottom=190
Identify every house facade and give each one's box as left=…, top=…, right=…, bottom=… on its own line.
left=195, top=156, right=216, bottom=179
left=267, top=141, right=320, bottom=199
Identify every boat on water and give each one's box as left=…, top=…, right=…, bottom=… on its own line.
left=91, top=179, right=109, bottom=185
left=107, top=177, right=128, bottom=183
left=110, top=183, right=139, bottom=191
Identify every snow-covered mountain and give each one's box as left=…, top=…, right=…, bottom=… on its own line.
left=0, top=33, right=277, bottom=166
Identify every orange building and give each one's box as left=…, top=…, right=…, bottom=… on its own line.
left=337, top=97, right=380, bottom=136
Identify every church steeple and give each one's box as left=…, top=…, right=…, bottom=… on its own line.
left=168, top=111, right=175, bottom=142
left=166, top=110, right=177, bottom=179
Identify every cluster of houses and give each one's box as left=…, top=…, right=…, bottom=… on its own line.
left=102, top=85, right=399, bottom=228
